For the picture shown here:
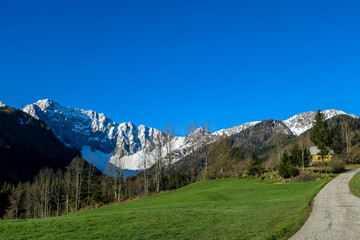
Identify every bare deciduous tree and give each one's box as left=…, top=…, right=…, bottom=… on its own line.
left=5, top=183, right=23, bottom=219
left=163, top=124, right=175, bottom=173
left=52, top=169, right=63, bottom=216
left=341, top=121, right=351, bottom=162
left=186, top=122, right=199, bottom=183
left=138, top=143, right=149, bottom=195
left=86, top=157, right=97, bottom=206
left=36, top=168, right=53, bottom=218
left=152, top=133, right=163, bottom=192
left=69, top=157, right=84, bottom=211
left=202, top=122, right=211, bottom=180
left=107, top=157, right=124, bottom=201
left=63, top=167, right=71, bottom=214
left=276, top=141, right=283, bottom=169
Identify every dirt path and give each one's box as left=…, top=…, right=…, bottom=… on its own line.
left=290, top=168, right=360, bottom=240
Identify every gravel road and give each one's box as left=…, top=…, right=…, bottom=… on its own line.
left=290, top=168, right=360, bottom=240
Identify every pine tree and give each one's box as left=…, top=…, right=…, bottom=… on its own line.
left=290, top=141, right=302, bottom=167
left=310, top=110, right=332, bottom=158
left=247, top=152, right=262, bottom=176
left=278, top=151, right=299, bottom=179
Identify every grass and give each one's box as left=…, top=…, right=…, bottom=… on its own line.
left=350, top=171, right=360, bottom=198
left=0, top=178, right=332, bottom=240
left=346, top=164, right=360, bottom=171
left=304, top=164, right=360, bottom=173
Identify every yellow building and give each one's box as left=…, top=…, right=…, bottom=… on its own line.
left=310, top=146, right=334, bottom=164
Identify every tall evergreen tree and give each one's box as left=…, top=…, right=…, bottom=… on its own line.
left=310, top=110, right=332, bottom=158
left=278, top=151, right=299, bottom=179
left=290, top=141, right=310, bottom=168
left=290, top=141, right=302, bottom=167
left=247, top=152, right=262, bottom=176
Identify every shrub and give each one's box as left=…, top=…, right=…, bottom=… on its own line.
left=297, top=172, right=321, bottom=182
left=330, top=156, right=345, bottom=173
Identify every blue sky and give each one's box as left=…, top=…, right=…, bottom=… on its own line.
left=1, top=0, right=360, bottom=134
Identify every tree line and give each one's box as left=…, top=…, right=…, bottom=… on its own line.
left=3, top=113, right=360, bottom=219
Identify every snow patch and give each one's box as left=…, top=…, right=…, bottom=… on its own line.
left=81, top=146, right=112, bottom=172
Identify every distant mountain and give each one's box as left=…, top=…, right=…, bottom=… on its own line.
left=0, top=106, right=79, bottom=185
left=173, top=119, right=294, bottom=172
left=23, top=99, right=358, bottom=172
left=23, top=99, right=174, bottom=171
left=22, top=99, right=258, bottom=171
left=283, top=110, right=358, bottom=135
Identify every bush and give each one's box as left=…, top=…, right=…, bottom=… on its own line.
left=330, top=156, right=345, bottom=173
left=297, top=172, right=321, bottom=182
left=278, top=151, right=300, bottom=179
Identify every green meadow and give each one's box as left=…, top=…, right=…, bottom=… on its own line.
left=350, top=171, right=360, bottom=198
left=0, top=178, right=331, bottom=240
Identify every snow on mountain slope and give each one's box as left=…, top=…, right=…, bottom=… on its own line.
left=283, top=109, right=357, bottom=135
left=23, top=99, right=167, bottom=171
left=23, top=99, right=357, bottom=171
left=212, top=121, right=260, bottom=136
left=22, top=99, right=262, bottom=171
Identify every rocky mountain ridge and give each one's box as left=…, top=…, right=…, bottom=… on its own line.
left=22, top=99, right=357, bottom=171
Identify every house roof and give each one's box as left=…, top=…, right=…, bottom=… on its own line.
left=310, top=146, right=334, bottom=155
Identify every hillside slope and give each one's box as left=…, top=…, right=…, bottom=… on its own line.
left=0, top=106, right=80, bottom=185
left=0, top=178, right=330, bottom=240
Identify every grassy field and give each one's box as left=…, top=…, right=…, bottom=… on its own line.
left=304, top=164, right=360, bottom=173
left=0, top=178, right=331, bottom=240
left=346, top=164, right=360, bottom=171
left=350, top=171, right=360, bottom=198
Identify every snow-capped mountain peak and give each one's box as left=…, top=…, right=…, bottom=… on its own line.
left=22, top=99, right=264, bottom=172
left=23, top=100, right=358, bottom=172
left=212, top=121, right=260, bottom=136
left=283, top=109, right=355, bottom=136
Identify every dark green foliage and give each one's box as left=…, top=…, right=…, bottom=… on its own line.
left=310, top=110, right=332, bottom=157
left=290, top=141, right=302, bottom=167
left=247, top=152, right=262, bottom=176
left=290, top=141, right=310, bottom=167
left=278, top=151, right=299, bottom=179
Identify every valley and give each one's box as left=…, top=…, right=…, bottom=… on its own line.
left=0, top=177, right=331, bottom=240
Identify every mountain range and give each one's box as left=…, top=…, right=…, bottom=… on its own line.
left=23, top=99, right=358, bottom=172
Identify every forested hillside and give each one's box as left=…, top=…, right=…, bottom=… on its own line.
left=0, top=106, right=80, bottom=184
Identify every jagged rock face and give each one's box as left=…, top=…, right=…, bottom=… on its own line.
left=22, top=99, right=265, bottom=171
left=23, top=99, right=116, bottom=152
left=23, top=99, right=164, bottom=160
left=283, top=109, right=355, bottom=135
left=184, top=127, right=211, bottom=145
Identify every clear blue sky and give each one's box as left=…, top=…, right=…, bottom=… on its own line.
left=1, top=0, right=360, bottom=134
